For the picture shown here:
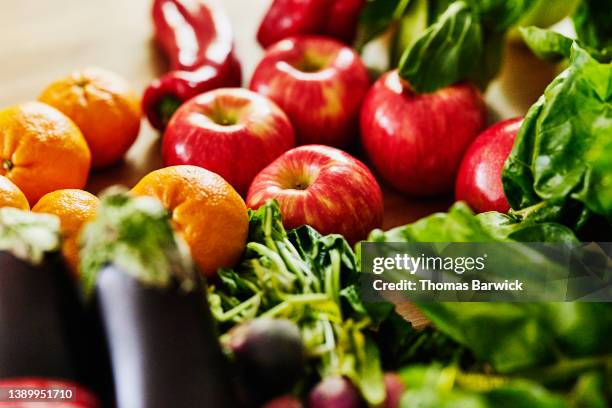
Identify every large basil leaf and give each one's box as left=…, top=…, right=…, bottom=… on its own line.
left=398, top=1, right=483, bottom=93
left=369, top=202, right=579, bottom=243
left=502, top=44, right=612, bottom=224
left=476, top=211, right=579, bottom=244
left=396, top=0, right=536, bottom=93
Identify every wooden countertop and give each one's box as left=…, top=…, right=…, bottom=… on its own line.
left=0, top=0, right=560, bottom=230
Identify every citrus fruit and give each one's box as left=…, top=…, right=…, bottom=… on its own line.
left=0, top=102, right=91, bottom=205
left=32, top=189, right=100, bottom=275
left=131, top=165, right=248, bottom=278
left=39, top=67, right=141, bottom=169
left=0, top=175, right=29, bottom=210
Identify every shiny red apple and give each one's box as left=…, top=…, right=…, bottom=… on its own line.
left=162, top=88, right=295, bottom=195
left=257, top=0, right=365, bottom=48
left=455, top=117, right=523, bottom=213
left=360, top=70, right=487, bottom=196
left=246, top=145, right=383, bottom=243
left=250, top=36, right=370, bottom=148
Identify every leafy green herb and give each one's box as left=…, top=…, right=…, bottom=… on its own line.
left=0, top=208, right=61, bottom=265
left=395, top=0, right=537, bottom=93
left=79, top=189, right=195, bottom=296
left=502, top=43, right=612, bottom=235
left=209, top=200, right=391, bottom=406
left=356, top=0, right=414, bottom=51
left=398, top=1, right=483, bottom=93
left=519, top=27, right=573, bottom=62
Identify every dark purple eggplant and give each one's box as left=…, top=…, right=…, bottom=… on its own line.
left=227, top=318, right=305, bottom=404
left=0, top=209, right=106, bottom=406
left=94, top=264, right=235, bottom=408
left=79, top=192, right=237, bottom=408
left=0, top=252, right=79, bottom=380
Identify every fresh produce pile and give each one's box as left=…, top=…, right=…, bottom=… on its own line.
left=0, top=0, right=610, bottom=407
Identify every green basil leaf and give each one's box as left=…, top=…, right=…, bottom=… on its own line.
left=476, top=211, right=579, bottom=243
left=520, top=26, right=573, bottom=62
left=355, top=0, right=412, bottom=50
left=533, top=46, right=612, bottom=218
left=398, top=1, right=483, bottom=93
left=503, top=43, right=612, bottom=225
left=369, top=202, right=498, bottom=242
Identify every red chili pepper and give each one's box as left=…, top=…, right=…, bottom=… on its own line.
left=143, top=0, right=242, bottom=130
left=257, top=0, right=365, bottom=49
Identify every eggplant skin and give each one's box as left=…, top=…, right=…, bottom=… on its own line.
left=0, top=251, right=80, bottom=381
left=95, top=264, right=237, bottom=408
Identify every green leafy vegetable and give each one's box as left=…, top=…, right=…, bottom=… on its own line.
left=0, top=208, right=61, bottom=265
left=399, top=364, right=570, bottom=408
left=369, top=201, right=579, bottom=243
left=502, top=43, right=612, bottom=235
left=520, top=27, right=573, bottom=62
left=395, top=0, right=538, bottom=93
left=356, top=0, right=413, bottom=50
left=209, top=200, right=393, bottom=406
left=398, top=1, right=483, bottom=93
left=79, top=189, right=195, bottom=295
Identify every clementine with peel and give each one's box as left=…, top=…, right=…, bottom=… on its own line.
left=131, top=165, right=248, bottom=278
left=0, top=102, right=91, bottom=205
left=39, top=67, right=141, bottom=168
left=32, top=189, right=100, bottom=276
left=0, top=175, right=29, bottom=210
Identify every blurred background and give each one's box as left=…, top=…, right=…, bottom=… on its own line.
left=0, top=0, right=564, bottom=228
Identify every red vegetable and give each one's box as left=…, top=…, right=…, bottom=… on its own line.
left=308, top=376, right=363, bottom=408
left=143, top=0, right=242, bottom=130
left=257, top=0, right=365, bottom=48
left=383, top=373, right=405, bottom=408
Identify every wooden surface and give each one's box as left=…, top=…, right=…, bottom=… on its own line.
left=0, top=0, right=560, bottom=230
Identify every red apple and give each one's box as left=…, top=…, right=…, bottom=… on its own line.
left=257, top=0, right=365, bottom=48
left=360, top=70, right=486, bottom=196
left=250, top=36, right=370, bottom=148
left=162, top=88, right=295, bottom=195
left=246, top=145, right=383, bottom=243
left=455, top=117, right=523, bottom=213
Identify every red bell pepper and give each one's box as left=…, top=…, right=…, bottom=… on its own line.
left=143, top=0, right=242, bottom=130
left=257, top=0, right=366, bottom=49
